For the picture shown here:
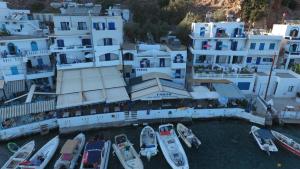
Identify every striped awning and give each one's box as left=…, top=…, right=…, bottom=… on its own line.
left=0, top=99, right=56, bottom=120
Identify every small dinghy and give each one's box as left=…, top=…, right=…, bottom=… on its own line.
left=113, top=134, right=144, bottom=169
left=18, top=136, right=59, bottom=169
left=80, top=135, right=111, bottom=169
left=1, top=141, right=35, bottom=169
left=54, top=133, right=86, bottom=169
left=177, top=123, right=201, bottom=148
left=250, top=126, right=278, bottom=155
left=140, top=126, right=158, bottom=160
left=156, top=124, right=189, bottom=169
left=271, top=130, right=300, bottom=157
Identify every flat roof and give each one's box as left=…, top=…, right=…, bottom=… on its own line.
left=56, top=67, right=129, bottom=109
left=213, top=83, right=245, bottom=99
left=276, top=73, right=296, bottom=78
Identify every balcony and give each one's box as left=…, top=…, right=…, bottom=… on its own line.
left=50, top=45, right=93, bottom=52
left=0, top=57, right=27, bottom=66
left=26, top=66, right=55, bottom=80
left=0, top=49, right=49, bottom=59
left=25, top=50, right=50, bottom=57
left=193, top=65, right=255, bottom=79
left=57, top=61, right=94, bottom=70
left=3, top=70, right=26, bottom=82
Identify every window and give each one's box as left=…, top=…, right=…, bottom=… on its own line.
left=202, top=41, right=208, bottom=50
left=216, top=41, right=222, bottom=50
left=262, top=58, right=273, bottom=62
left=77, top=22, right=87, bottom=30
left=93, top=22, right=105, bottom=30
left=250, top=43, right=256, bottom=50
left=174, top=54, right=184, bottom=63
left=288, top=86, right=294, bottom=92
left=108, top=22, right=115, bottom=30
left=238, top=82, right=250, bottom=90
left=259, top=43, right=265, bottom=50
left=103, top=38, right=113, bottom=46
left=93, top=23, right=100, bottom=30
left=231, top=41, right=238, bottom=51
left=124, top=53, right=134, bottom=61
left=269, top=43, right=275, bottom=50
left=60, top=22, right=70, bottom=30
left=57, top=39, right=64, bottom=47
left=246, top=57, right=252, bottom=63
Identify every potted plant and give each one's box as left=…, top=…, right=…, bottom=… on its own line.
left=296, top=92, right=300, bottom=103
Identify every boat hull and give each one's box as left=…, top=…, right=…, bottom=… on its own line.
left=140, top=126, right=158, bottom=160
left=54, top=133, right=86, bottom=169
left=113, top=134, right=143, bottom=169
left=271, top=130, right=300, bottom=157
left=157, top=124, right=189, bottom=169
left=250, top=126, right=278, bottom=153
left=1, top=141, right=35, bottom=169
left=80, top=140, right=111, bottom=169
left=177, top=123, right=201, bottom=149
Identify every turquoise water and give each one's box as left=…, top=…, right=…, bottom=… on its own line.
left=0, top=120, right=299, bottom=169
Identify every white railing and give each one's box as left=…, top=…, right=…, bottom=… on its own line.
left=194, top=72, right=255, bottom=79
left=25, top=50, right=49, bottom=57
left=50, top=45, right=93, bottom=51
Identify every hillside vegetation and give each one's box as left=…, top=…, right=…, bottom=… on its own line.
left=5, top=0, right=300, bottom=44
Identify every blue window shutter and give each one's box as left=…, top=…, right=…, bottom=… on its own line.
left=250, top=43, right=256, bottom=50
left=259, top=43, right=265, bottom=50
left=246, top=57, right=252, bottom=63
left=108, top=22, right=115, bottom=30
left=10, top=66, right=19, bottom=75
left=102, top=23, right=106, bottom=30
left=238, top=82, right=250, bottom=90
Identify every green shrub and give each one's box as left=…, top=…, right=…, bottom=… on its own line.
left=30, top=2, right=45, bottom=12
left=282, top=0, right=297, bottom=10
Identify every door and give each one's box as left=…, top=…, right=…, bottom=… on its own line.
left=231, top=41, right=238, bottom=51
left=160, top=58, right=165, bottom=67
left=82, top=39, right=91, bottom=47
left=31, top=41, right=38, bottom=51
left=27, top=60, right=32, bottom=68
left=59, top=54, right=67, bottom=64
left=7, top=43, right=16, bottom=55
left=175, top=69, right=181, bottom=78
left=10, top=66, right=19, bottom=75
left=256, top=57, right=261, bottom=65
left=37, top=58, right=44, bottom=66
left=246, top=57, right=252, bottom=63
left=57, top=40, right=64, bottom=48
left=105, top=53, right=111, bottom=61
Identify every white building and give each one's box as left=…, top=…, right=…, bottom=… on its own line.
left=123, top=37, right=187, bottom=84
left=0, top=35, right=54, bottom=99
left=254, top=70, right=300, bottom=98
left=50, top=2, right=123, bottom=70
left=189, top=21, right=282, bottom=94
left=272, top=22, right=300, bottom=69
left=107, top=4, right=130, bottom=22
left=0, top=1, right=48, bottom=36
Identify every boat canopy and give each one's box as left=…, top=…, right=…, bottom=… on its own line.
left=61, top=139, right=78, bottom=154
left=257, top=129, right=274, bottom=139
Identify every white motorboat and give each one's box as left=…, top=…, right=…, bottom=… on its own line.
left=140, top=126, right=158, bottom=160
left=156, top=124, right=189, bottom=169
left=112, top=134, right=144, bottom=169
left=80, top=135, right=111, bottom=169
left=271, top=130, right=300, bottom=157
left=18, top=136, right=59, bottom=169
left=1, top=141, right=35, bottom=169
left=177, top=123, right=201, bottom=148
left=250, top=126, right=278, bottom=155
left=54, top=133, right=86, bottom=169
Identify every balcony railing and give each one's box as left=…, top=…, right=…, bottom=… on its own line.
left=194, top=72, right=254, bottom=79
left=26, top=65, right=54, bottom=75
left=50, top=45, right=93, bottom=51
left=0, top=50, right=49, bottom=59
